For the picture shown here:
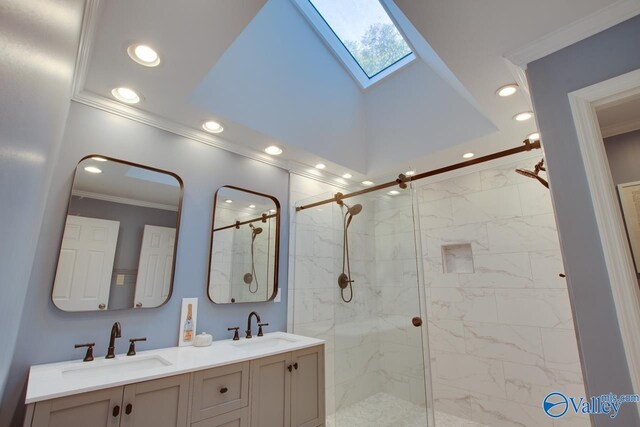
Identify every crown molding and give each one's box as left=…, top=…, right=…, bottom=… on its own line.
left=600, top=117, right=640, bottom=138
left=72, top=190, right=179, bottom=211
left=505, top=0, right=640, bottom=69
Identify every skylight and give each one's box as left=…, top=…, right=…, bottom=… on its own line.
left=296, top=0, right=415, bottom=88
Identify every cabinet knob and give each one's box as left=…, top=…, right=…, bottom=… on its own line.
left=112, top=405, right=120, bottom=417
left=287, top=364, right=293, bottom=372
left=220, top=387, right=228, bottom=394
left=125, top=404, right=132, bottom=415
left=293, top=362, right=298, bottom=370
left=412, top=316, right=423, bottom=327
left=98, top=304, right=106, bottom=310
left=136, top=302, right=143, bottom=308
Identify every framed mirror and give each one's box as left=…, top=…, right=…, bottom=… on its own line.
left=208, top=186, right=280, bottom=303
left=52, top=155, right=183, bottom=312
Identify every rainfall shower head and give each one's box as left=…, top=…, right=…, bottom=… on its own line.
left=515, top=159, right=549, bottom=189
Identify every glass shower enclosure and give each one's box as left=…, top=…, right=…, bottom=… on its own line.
left=292, top=185, right=434, bottom=427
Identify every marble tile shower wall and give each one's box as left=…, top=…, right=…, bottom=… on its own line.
left=418, top=158, right=588, bottom=427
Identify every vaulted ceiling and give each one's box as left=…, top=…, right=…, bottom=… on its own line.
left=75, top=0, right=638, bottom=184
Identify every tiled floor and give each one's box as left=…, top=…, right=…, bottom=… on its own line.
left=327, top=392, right=487, bottom=427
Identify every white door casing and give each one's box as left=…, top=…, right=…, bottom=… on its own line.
left=134, top=225, right=176, bottom=308
left=53, top=215, right=120, bottom=311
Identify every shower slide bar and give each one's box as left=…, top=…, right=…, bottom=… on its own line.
left=295, top=139, right=542, bottom=212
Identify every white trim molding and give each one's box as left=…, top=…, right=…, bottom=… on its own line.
left=506, top=0, right=640, bottom=69
left=71, top=190, right=179, bottom=212
left=568, top=68, right=640, bottom=412
left=600, top=116, right=640, bottom=138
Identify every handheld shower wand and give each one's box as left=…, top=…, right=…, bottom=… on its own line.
left=338, top=203, right=362, bottom=303
left=243, top=224, right=263, bottom=293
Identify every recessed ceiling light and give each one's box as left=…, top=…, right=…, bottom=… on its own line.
left=315, top=163, right=326, bottom=170
left=527, top=132, right=541, bottom=142
left=111, top=87, right=141, bottom=104
left=405, top=170, right=415, bottom=176
left=127, top=44, right=160, bottom=67
left=248, top=204, right=256, bottom=208
left=91, top=156, right=107, bottom=162
left=224, top=199, right=233, bottom=204
left=84, top=166, right=102, bottom=174
left=388, top=190, right=400, bottom=195
left=362, top=180, right=374, bottom=186
left=497, top=84, right=518, bottom=97
left=342, top=173, right=352, bottom=179
left=514, top=111, right=533, bottom=122
left=265, top=146, right=283, bottom=155
left=463, top=152, right=475, bottom=159
left=202, top=121, right=224, bottom=133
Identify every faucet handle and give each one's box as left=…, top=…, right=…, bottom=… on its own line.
left=75, top=342, right=95, bottom=362
left=227, top=327, right=240, bottom=341
left=127, top=338, right=147, bottom=356
left=257, top=323, right=269, bottom=337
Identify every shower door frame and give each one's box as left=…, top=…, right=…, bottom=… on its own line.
left=568, top=68, right=640, bottom=412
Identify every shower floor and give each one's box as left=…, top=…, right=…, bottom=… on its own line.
left=327, top=392, right=487, bottom=427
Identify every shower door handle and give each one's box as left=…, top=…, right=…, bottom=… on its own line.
left=412, top=317, right=423, bottom=327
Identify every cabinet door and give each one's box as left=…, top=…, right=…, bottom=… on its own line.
left=120, top=374, right=190, bottom=427
left=31, top=387, right=123, bottom=427
left=191, top=407, right=249, bottom=427
left=291, top=345, right=325, bottom=427
left=191, top=362, right=249, bottom=422
left=250, top=352, right=291, bottom=427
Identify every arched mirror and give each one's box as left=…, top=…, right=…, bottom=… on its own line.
left=208, top=186, right=280, bottom=303
left=52, top=155, right=183, bottom=311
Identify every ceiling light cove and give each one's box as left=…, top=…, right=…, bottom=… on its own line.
left=84, top=166, right=102, bottom=174
left=497, top=84, right=518, bottom=97
left=361, top=180, right=374, bottom=186
left=315, top=163, right=326, bottom=170
left=463, top=152, right=475, bottom=159
left=202, top=121, right=224, bottom=133
left=527, top=132, right=540, bottom=142
left=111, top=87, right=141, bottom=104
left=514, top=111, right=533, bottom=122
left=265, top=145, right=283, bottom=156
left=127, top=44, right=160, bottom=67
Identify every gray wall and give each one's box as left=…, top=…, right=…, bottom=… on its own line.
left=604, top=129, right=640, bottom=285
left=0, top=0, right=84, bottom=406
left=527, top=14, right=640, bottom=427
left=0, top=102, right=290, bottom=426
left=69, top=196, right=179, bottom=310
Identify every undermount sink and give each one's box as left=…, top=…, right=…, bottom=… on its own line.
left=231, top=335, right=300, bottom=352
left=61, top=355, right=172, bottom=378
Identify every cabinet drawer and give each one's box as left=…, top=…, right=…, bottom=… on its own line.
left=191, top=362, right=249, bottom=422
left=191, top=407, right=248, bottom=427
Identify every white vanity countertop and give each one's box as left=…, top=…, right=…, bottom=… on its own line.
left=26, top=332, right=324, bottom=404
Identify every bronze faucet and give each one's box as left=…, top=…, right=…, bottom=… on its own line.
left=246, top=312, right=261, bottom=339
left=106, top=322, right=121, bottom=359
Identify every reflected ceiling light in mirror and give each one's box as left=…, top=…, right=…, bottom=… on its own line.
left=342, top=173, right=352, bottom=179
left=405, top=170, right=415, bottom=176
left=463, top=152, right=475, bottom=159
left=111, top=87, right=141, bottom=104
left=527, top=132, right=540, bottom=142
left=388, top=190, right=400, bottom=195
left=362, top=180, right=374, bottom=186
left=269, top=209, right=276, bottom=213
left=127, top=44, right=160, bottom=67
left=513, top=111, right=533, bottom=122
left=315, top=163, right=326, bottom=170
left=84, top=166, right=102, bottom=174
left=265, top=146, right=283, bottom=155
left=202, top=120, right=224, bottom=133
left=91, top=156, right=107, bottom=162
left=224, top=199, right=233, bottom=204
left=497, top=84, right=518, bottom=97
left=248, top=204, right=256, bottom=209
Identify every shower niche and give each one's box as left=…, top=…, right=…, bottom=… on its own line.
left=208, top=186, right=280, bottom=304
left=441, top=243, right=474, bottom=274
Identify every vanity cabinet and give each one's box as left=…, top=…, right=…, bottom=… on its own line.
left=250, top=346, right=324, bottom=427
left=30, top=374, right=189, bottom=427
left=25, top=344, right=324, bottom=427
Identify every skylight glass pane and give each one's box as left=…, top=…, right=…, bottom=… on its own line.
left=308, top=0, right=412, bottom=78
